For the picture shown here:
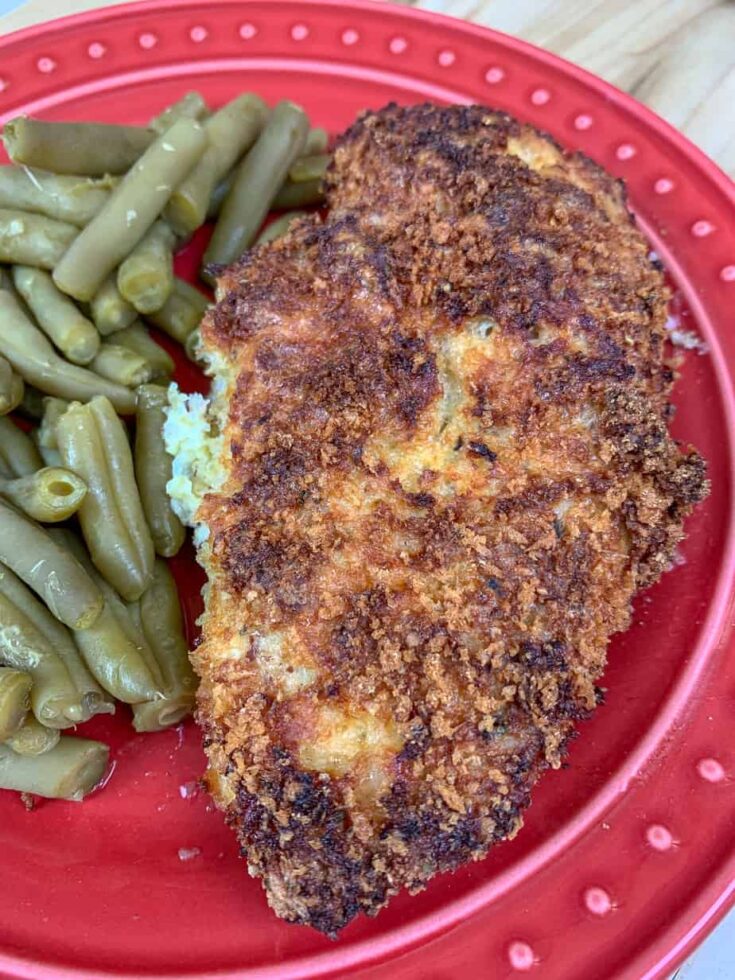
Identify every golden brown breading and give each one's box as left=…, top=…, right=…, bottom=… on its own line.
left=193, top=103, right=707, bottom=935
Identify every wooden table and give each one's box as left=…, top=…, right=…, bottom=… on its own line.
left=1, top=0, right=733, bottom=177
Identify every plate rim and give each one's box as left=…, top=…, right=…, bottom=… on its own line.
left=0, top=2, right=734, bottom=978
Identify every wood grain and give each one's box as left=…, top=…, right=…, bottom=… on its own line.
left=1, top=0, right=732, bottom=175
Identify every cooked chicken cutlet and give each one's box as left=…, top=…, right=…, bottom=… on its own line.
left=167, top=104, right=707, bottom=935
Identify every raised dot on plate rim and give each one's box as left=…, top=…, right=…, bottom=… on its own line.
left=697, top=757, right=725, bottom=782
left=389, top=36, right=407, bottom=54
left=530, top=88, right=550, bottom=106
left=646, top=823, right=674, bottom=851
left=438, top=49, right=456, bottom=67
left=239, top=22, right=257, bottom=39
left=691, top=219, right=715, bottom=237
left=87, top=42, right=106, bottom=59
left=616, top=143, right=636, bottom=160
left=508, top=941, right=536, bottom=971
left=485, top=66, right=505, bottom=84
left=574, top=113, right=593, bottom=130
left=721, top=265, right=735, bottom=282
left=0, top=78, right=7, bottom=92
left=341, top=28, right=359, bottom=45
left=291, top=23, right=309, bottom=41
left=190, top=25, right=208, bottom=43
left=138, top=32, right=158, bottom=49
left=654, top=177, right=674, bottom=194
left=584, top=886, right=612, bottom=916
left=37, top=56, right=56, bottom=73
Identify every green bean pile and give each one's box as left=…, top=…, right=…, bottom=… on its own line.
left=0, top=90, right=330, bottom=803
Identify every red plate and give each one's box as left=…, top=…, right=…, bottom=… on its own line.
left=1, top=2, right=734, bottom=977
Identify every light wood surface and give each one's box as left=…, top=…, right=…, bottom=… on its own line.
left=1, top=0, right=733, bottom=177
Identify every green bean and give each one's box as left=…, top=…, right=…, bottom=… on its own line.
left=5, top=715, right=60, bottom=755
left=206, top=170, right=233, bottom=219
left=2, top=117, right=155, bottom=176
left=0, top=415, right=43, bottom=477
left=272, top=177, right=324, bottom=210
left=37, top=396, right=68, bottom=454
left=131, top=559, right=195, bottom=731
left=53, top=119, right=207, bottom=302
left=0, top=667, right=32, bottom=741
left=0, top=736, right=110, bottom=800
left=288, top=153, right=330, bottom=184
left=135, top=385, right=185, bottom=557
left=255, top=210, right=307, bottom=246
left=145, top=276, right=209, bottom=344
left=304, top=127, right=328, bottom=155
left=0, top=209, right=78, bottom=269
left=184, top=328, right=202, bottom=364
left=151, top=92, right=209, bottom=134
left=50, top=529, right=160, bottom=704
left=113, top=321, right=174, bottom=380
left=12, top=266, right=100, bottom=366
left=0, top=592, right=82, bottom=727
left=16, top=384, right=43, bottom=422
left=203, top=102, right=309, bottom=276
left=0, top=356, right=24, bottom=415
left=89, top=275, right=138, bottom=336
left=0, top=289, right=136, bottom=413
left=0, top=166, right=114, bottom=226
left=0, top=499, right=103, bottom=629
left=165, top=93, right=268, bottom=236
left=0, top=563, right=112, bottom=721
left=117, top=220, right=176, bottom=314
left=0, top=467, right=87, bottom=523
left=90, top=343, right=154, bottom=388
left=56, top=396, right=155, bottom=600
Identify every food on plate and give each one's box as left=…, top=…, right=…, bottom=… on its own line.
left=56, top=396, right=155, bottom=601
left=12, top=265, right=100, bottom=365
left=287, top=152, right=330, bottom=184
left=0, top=356, right=24, bottom=416
left=0, top=736, right=109, bottom=800
left=303, top=127, right=329, bottom=156
left=90, top=341, right=154, bottom=388
left=116, top=219, right=177, bottom=315
left=2, top=117, right=155, bottom=176
left=89, top=275, right=138, bottom=336
left=0, top=166, right=113, bottom=226
left=0, top=668, right=32, bottom=741
left=0, top=466, right=86, bottom=522
left=0, top=208, right=77, bottom=269
left=271, top=175, right=325, bottom=210
left=5, top=715, right=61, bottom=756
left=0, top=414, right=42, bottom=475
left=166, top=103, right=707, bottom=933
left=135, top=385, right=186, bottom=557
left=150, top=91, right=209, bottom=134
left=114, top=321, right=174, bottom=381
left=144, top=276, right=209, bottom=344
left=53, top=117, right=207, bottom=301
left=202, top=101, right=309, bottom=274
left=254, top=210, right=308, bottom=246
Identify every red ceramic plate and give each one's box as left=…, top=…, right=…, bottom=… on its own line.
left=1, top=2, right=734, bottom=977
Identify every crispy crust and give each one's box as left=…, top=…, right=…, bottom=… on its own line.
left=195, top=104, right=707, bottom=935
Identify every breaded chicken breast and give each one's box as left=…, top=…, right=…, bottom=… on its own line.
left=167, top=104, right=707, bottom=935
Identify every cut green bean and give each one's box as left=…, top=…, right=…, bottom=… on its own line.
left=3, top=117, right=155, bottom=176
left=255, top=210, right=307, bottom=246
left=288, top=153, right=330, bottom=184
left=0, top=499, right=103, bottom=629
left=89, top=275, right=138, bottom=336
left=131, top=558, right=195, bottom=731
left=165, top=93, right=268, bottom=236
left=0, top=356, right=24, bottom=415
left=0, top=737, right=110, bottom=800
left=56, top=396, right=155, bottom=601
left=272, top=177, right=324, bottom=210
left=113, top=321, right=174, bottom=380
left=0, top=667, right=32, bottom=741
left=37, top=396, right=68, bottom=455
left=0, top=415, right=43, bottom=477
left=90, top=343, right=154, bottom=388
left=0, top=592, right=82, bottom=727
left=203, top=101, right=309, bottom=275
left=0, top=209, right=78, bottom=269
left=151, top=92, right=209, bottom=134
left=5, top=715, right=61, bottom=755
left=0, top=466, right=87, bottom=523
left=304, top=127, right=328, bottom=156
left=135, top=385, right=185, bottom=557
left=145, top=277, right=209, bottom=344
left=0, top=166, right=114, bottom=227
left=53, top=119, right=207, bottom=302
left=117, top=220, right=176, bottom=314
left=184, top=328, right=202, bottom=364
left=50, top=529, right=160, bottom=704
left=0, top=289, right=136, bottom=413
left=206, top=170, right=233, bottom=219
left=12, top=266, right=100, bottom=365
left=0, top=563, right=111, bottom=722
